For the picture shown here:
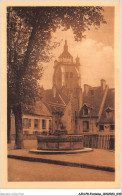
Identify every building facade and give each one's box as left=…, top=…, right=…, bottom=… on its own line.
left=10, top=101, right=52, bottom=136
left=78, top=80, right=115, bottom=150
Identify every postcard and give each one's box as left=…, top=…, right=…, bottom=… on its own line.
left=1, top=0, right=121, bottom=189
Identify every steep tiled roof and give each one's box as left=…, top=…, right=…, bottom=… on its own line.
left=23, top=101, right=52, bottom=117
left=59, top=50, right=73, bottom=59
left=79, top=86, right=105, bottom=117
left=42, top=88, right=70, bottom=114
left=79, top=85, right=115, bottom=124
left=58, top=40, right=73, bottom=60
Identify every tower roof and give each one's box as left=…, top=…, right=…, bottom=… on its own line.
left=59, top=40, right=73, bottom=59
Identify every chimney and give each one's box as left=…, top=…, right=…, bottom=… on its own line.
left=84, top=84, right=90, bottom=96
left=53, top=85, right=56, bottom=98
left=101, top=79, right=106, bottom=91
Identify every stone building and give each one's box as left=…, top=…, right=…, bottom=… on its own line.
left=53, top=40, right=81, bottom=94
left=79, top=79, right=115, bottom=150
left=10, top=101, right=52, bottom=136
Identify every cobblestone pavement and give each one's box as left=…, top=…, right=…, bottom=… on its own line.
left=8, top=140, right=115, bottom=168
left=8, top=158, right=115, bottom=182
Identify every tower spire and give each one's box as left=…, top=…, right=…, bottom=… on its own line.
left=64, top=40, right=68, bottom=52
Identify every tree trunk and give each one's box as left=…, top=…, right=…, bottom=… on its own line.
left=7, top=104, right=11, bottom=144
left=13, top=104, right=24, bottom=149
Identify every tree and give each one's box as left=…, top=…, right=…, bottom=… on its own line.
left=7, top=8, right=43, bottom=146
left=7, top=6, right=106, bottom=148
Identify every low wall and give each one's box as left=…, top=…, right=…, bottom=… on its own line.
left=11, top=134, right=37, bottom=140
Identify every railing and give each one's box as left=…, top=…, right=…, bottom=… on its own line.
left=83, top=135, right=115, bottom=150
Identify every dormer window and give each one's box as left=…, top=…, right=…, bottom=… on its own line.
left=84, top=108, right=88, bottom=115
left=82, top=104, right=91, bottom=115
left=105, top=107, right=114, bottom=120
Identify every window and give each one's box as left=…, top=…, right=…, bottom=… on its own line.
left=23, top=118, right=31, bottom=128
left=99, top=125, right=104, bottom=131
left=42, top=119, right=46, bottom=129
left=110, top=125, right=115, bottom=131
left=28, top=119, right=31, bottom=128
left=83, top=121, right=89, bottom=132
left=34, top=119, right=39, bottom=128
left=49, top=120, right=52, bottom=130
left=23, top=118, right=27, bottom=128
left=106, top=111, right=113, bottom=119
left=84, top=108, right=88, bottom=115
left=24, top=130, right=29, bottom=135
left=105, top=107, right=114, bottom=120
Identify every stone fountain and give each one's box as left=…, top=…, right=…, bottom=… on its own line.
left=29, top=118, right=92, bottom=154
left=37, top=134, right=83, bottom=151
left=29, top=131, right=92, bottom=154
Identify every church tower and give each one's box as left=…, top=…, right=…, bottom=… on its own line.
left=53, top=40, right=81, bottom=92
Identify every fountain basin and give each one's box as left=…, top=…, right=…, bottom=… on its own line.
left=37, top=135, right=83, bottom=150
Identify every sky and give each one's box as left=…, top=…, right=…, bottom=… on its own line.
left=40, top=7, right=114, bottom=90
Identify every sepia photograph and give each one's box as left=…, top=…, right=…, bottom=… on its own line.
left=1, top=1, right=121, bottom=190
